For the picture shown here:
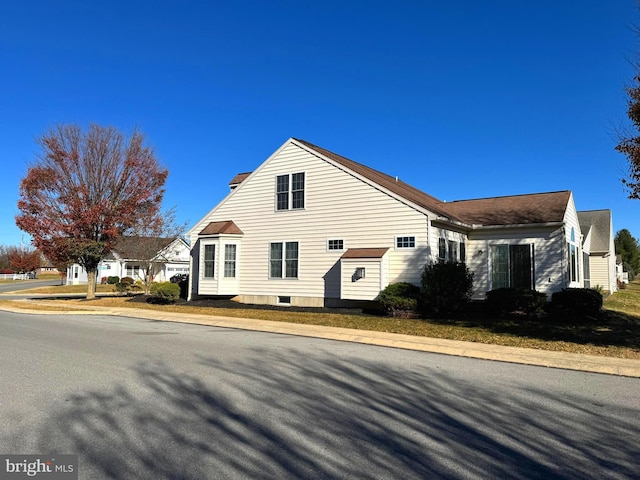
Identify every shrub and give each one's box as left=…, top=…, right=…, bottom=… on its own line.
left=115, top=276, right=135, bottom=294
left=107, top=276, right=120, bottom=284
left=149, top=281, right=181, bottom=304
left=485, top=288, right=548, bottom=317
left=377, top=282, right=420, bottom=317
left=549, top=288, right=603, bottom=320
left=420, top=261, right=473, bottom=317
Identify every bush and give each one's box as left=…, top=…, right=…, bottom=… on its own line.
left=106, top=276, right=120, bottom=284
left=549, top=288, right=603, bottom=320
left=485, top=288, right=547, bottom=317
left=420, top=261, right=473, bottom=317
left=149, top=281, right=181, bottom=304
left=115, top=276, right=135, bottom=294
left=377, top=282, right=420, bottom=317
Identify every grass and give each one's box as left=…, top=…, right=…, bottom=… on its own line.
left=3, top=281, right=640, bottom=360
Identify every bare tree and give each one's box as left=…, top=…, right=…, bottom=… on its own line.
left=16, top=124, right=168, bottom=299
left=120, top=207, right=187, bottom=294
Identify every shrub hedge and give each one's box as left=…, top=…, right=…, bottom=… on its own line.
left=149, top=281, right=181, bottom=304
left=377, top=282, right=420, bottom=317
left=420, top=261, right=473, bottom=317
left=485, top=288, right=548, bottom=317
left=549, top=288, right=603, bottom=319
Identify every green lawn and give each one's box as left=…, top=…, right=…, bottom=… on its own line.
left=4, top=281, right=640, bottom=359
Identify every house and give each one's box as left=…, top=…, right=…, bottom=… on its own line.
left=616, top=255, right=629, bottom=285
left=68, top=236, right=190, bottom=285
left=577, top=209, right=617, bottom=293
left=186, top=138, right=602, bottom=307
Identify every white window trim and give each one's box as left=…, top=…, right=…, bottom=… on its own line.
left=223, top=243, right=238, bottom=278
left=326, top=239, right=345, bottom=252
left=275, top=171, right=306, bottom=212
left=395, top=235, right=416, bottom=250
left=201, top=242, right=217, bottom=279
left=269, top=240, right=300, bottom=279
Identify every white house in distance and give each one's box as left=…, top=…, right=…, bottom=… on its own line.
left=186, top=138, right=616, bottom=307
left=578, top=209, right=617, bottom=293
left=68, top=236, right=190, bottom=285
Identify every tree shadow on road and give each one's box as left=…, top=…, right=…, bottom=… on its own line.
left=27, top=349, right=640, bottom=479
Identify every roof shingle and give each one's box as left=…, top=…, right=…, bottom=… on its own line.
left=442, top=191, right=571, bottom=226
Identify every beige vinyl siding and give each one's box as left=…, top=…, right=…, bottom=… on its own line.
left=190, top=142, right=437, bottom=301
left=341, top=257, right=387, bottom=300
left=589, top=256, right=611, bottom=291
left=466, top=226, right=566, bottom=299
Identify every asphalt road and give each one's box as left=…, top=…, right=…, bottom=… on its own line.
left=0, top=311, right=638, bottom=480
left=0, top=278, right=63, bottom=295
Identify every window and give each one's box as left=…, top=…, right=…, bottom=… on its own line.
left=438, top=238, right=446, bottom=260
left=204, top=245, right=215, bottom=278
left=328, top=239, right=344, bottom=251
left=568, top=243, right=578, bottom=282
left=276, top=175, right=289, bottom=210
left=270, top=241, right=299, bottom=278
left=568, top=228, right=579, bottom=283
left=460, top=242, right=466, bottom=263
left=448, top=240, right=458, bottom=262
left=276, top=173, right=305, bottom=211
left=126, top=265, right=140, bottom=278
left=292, top=173, right=305, bottom=209
left=396, top=236, right=415, bottom=248
left=224, top=244, right=236, bottom=278
left=491, top=244, right=533, bottom=289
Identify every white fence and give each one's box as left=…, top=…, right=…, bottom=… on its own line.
left=0, top=273, right=36, bottom=280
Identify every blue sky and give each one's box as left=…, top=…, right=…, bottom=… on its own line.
left=1, top=1, right=638, bottom=248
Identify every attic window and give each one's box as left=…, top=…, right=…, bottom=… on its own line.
left=276, top=173, right=305, bottom=211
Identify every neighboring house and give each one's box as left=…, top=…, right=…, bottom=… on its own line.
left=577, top=209, right=617, bottom=294
left=186, top=138, right=601, bottom=307
left=68, top=236, right=190, bottom=285
left=616, top=255, right=629, bottom=285
left=37, top=265, right=59, bottom=275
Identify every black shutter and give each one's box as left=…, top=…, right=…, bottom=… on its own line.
left=510, top=245, right=532, bottom=289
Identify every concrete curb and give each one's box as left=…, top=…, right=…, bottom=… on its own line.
left=1, top=301, right=639, bottom=377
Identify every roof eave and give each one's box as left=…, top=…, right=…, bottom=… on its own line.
left=471, top=221, right=565, bottom=231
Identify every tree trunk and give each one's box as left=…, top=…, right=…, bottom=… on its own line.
left=86, top=268, right=98, bottom=300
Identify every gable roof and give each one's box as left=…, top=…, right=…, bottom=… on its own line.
left=220, top=138, right=575, bottom=231
left=442, top=191, right=571, bottom=226
left=106, top=236, right=182, bottom=261
left=577, top=209, right=612, bottom=252
left=293, top=138, right=459, bottom=221
left=199, top=220, right=244, bottom=236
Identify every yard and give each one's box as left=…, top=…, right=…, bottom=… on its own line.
left=2, top=281, right=639, bottom=360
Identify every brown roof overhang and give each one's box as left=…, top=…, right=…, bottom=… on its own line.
left=199, top=220, right=244, bottom=236
left=341, top=247, right=389, bottom=259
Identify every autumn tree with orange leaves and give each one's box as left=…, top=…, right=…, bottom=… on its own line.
left=16, top=124, right=168, bottom=299
left=8, top=246, right=41, bottom=273
left=617, top=69, right=640, bottom=199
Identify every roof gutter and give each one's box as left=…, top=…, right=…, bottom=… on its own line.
left=469, top=221, right=565, bottom=231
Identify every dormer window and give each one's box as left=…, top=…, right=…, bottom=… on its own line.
left=276, top=173, right=305, bottom=211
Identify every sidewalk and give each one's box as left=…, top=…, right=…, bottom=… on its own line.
left=2, top=300, right=640, bottom=378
